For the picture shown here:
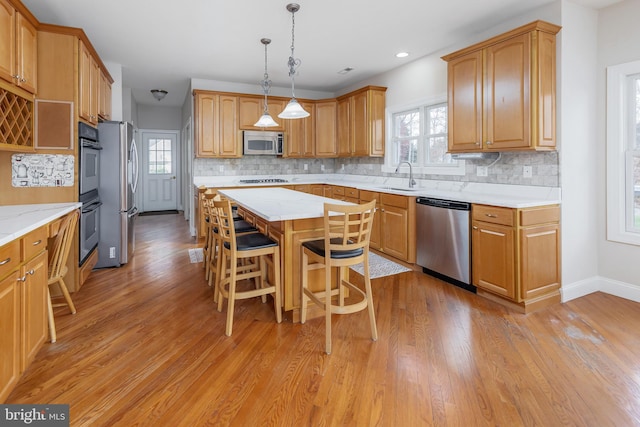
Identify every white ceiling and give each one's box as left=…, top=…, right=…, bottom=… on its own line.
left=22, top=0, right=620, bottom=107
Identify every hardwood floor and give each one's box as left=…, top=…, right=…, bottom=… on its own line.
left=7, top=213, right=640, bottom=426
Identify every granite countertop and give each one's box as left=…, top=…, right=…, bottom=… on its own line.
left=196, top=174, right=561, bottom=209
left=0, top=202, right=82, bottom=247
left=218, top=188, right=354, bottom=222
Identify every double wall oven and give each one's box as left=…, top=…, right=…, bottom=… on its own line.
left=78, top=122, right=102, bottom=265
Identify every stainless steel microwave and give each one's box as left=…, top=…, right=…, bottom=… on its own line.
left=243, top=131, right=284, bottom=155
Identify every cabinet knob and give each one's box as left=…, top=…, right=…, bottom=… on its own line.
left=0, top=257, right=11, bottom=266
left=473, top=226, right=478, bottom=230
left=32, top=239, right=42, bottom=246
left=485, top=213, right=498, bottom=218
left=486, top=141, right=493, bottom=145
left=475, top=141, right=481, bottom=146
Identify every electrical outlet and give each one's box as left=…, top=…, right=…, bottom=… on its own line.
left=477, top=166, right=488, bottom=177
left=341, top=164, right=345, bottom=171
left=219, top=165, right=224, bottom=172
left=321, top=164, right=325, bottom=171
left=109, top=247, right=116, bottom=258
left=523, top=165, right=533, bottom=178
left=304, top=163, right=308, bottom=171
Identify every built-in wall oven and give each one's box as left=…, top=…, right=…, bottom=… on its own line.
left=78, top=122, right=102, bottom=266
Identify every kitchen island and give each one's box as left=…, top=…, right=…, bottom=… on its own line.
left=218, top=187, right=354, bottom=321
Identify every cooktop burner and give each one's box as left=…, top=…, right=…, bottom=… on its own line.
left=239, top=178, right=289, bottom=184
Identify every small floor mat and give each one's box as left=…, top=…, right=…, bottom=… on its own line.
left=139, top=210, right=179, bottom=216
left=188, top=248, right=204, bottom=263
left=350, top=252, right=411, bottom=279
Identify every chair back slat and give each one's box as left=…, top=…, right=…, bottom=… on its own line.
left=323, top=200, right=376, bottom=253
left=213, top=198, right=236, bottom=251
left=49, top=209, right=80, bottom=280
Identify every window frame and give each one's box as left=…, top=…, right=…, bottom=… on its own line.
left=606, top=60, right=640, bottom=246
left=383, top=97, right=465, bottom=175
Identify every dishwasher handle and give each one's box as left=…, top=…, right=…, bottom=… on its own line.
left=416, top=197, right=470, bottom=211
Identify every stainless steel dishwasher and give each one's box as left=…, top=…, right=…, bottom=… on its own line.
left=416, top=197, right=475, bottom=292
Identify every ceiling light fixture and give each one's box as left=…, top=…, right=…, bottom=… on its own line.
left=254, top=38, right=279, bottom=127
left=150, top=89, right=168, bottom=101
left=278, top=3, right=310, bottom=119
left=395, top=52, right=409, bottom=58
left=338, top=67, right=354, bottom=75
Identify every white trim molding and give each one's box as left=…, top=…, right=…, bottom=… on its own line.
left=562, top=276, right=640, bottom=304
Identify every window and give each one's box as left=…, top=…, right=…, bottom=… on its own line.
left=606, top=61, right=640, bottom=245
left=148, top=138, right=172, bottom=174
left=384, top=100, right=465, bottom=175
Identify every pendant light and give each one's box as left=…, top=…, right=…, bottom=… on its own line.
left=278, top=3, right=310, bottom=119
left=254, top=38, right=279, bottom=127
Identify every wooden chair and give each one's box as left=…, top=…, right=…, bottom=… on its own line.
left=47, top=209, right=80, bottom=343
left=212, top=198, right=282, bottom=336
left=300, top=200, right=377, bottom=354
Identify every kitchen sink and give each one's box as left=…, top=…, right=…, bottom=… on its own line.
left=378, top=186, right=420, bottom=192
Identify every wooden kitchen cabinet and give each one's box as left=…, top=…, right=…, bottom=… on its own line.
left=284, top=101, right=314, bottom=158
left=314, top=100, right=337, bottom=157
left=472, top=204, right=560, bottom=312
left=442, top=20, right=560, bottom=153
left=79, top=39, right=99, bottom=125
left=360, top=190, right=416, bottom=263
left=194, top=91, right=241, bottom=158
left=0, top=225, right=48, bottom=402
left=238, top=95, right=285, bottom=131
left=98, top=68, right=112, bottom=121
left=336, top=86, right=386, bottom=157
left=0, top=0, right=37, bottom=94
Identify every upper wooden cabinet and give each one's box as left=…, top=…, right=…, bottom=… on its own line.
left=0, top=0, right=37, bottom=94
left=284, top=101, right=314, bottom=158
left=98, top=68, right=112, bottom=121
left=314, top=100, right=337, bottom=158
left=336, top=86, right=386, bottom=157
left=238, top=95, right=285, bottom=131
left=194, top=90, right=241, bottom=158
left=442, top=20, right=560, bottom=153
left=79, top=40, right=99, bottom=125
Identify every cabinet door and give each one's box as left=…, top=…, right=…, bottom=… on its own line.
left=195, top=93, right=217, bottom=157
left=351, top=91, right=368, bottom=156
left=284, top=102, right=314, bottom=157
left=315, top=100, right=337, bottom=157
left=519, top=223, right=560, bottom=301
left=99, top=70, right=112, bottom=120
left=447, top=51, right=483, bottom=152
left=360, top=191, right=381, bottom=250
left=21, top=251, right=47, bottom=369
left=15, top=12, right=37, bottom=94
left=381, top=204, right=408, bottom=261
left=472, top=220, right=516, bottom=299
left=238, top=96, right=285, bottom=131
left=78, top=41, right=92, bottom=123
left=484, top=33, right=531, bottom=150
left=217, top=95, right=239, bottom=157
left=336, top=97, right=351, bottom=157
left=0, top=0, right=16, bottom=85
left=369, top=89, right=385, bottom=157
left=0, top=270, right=20, bottom=402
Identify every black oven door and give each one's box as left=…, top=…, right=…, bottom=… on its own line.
left=80, top=190, right=102, bottom=265
left=80, top=141, right=101, bottom=195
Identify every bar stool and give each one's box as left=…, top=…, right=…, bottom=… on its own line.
left=47, top=209, right=80, bottom=343
left=212, top=198, right=282, bottom=336
left=300, top=200, right=377, bottom=354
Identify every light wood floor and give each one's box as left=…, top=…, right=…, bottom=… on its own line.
left=7, top=213, right=640, bottom=426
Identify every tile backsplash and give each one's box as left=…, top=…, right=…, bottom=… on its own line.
left=193, top=151, right=559, bottom=187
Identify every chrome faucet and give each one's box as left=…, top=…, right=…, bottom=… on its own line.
left=395, top=161, right=416, bottom=188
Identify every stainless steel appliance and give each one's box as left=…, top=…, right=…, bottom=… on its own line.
left=79, top=189, right=102, bottom=265
left=416, top=197, right=475, bottom=292
left=79, top=122, right=101, bottom=195
left=96, top=121, right=139, bottom=268
left=243, top=131, right=284, bottom=155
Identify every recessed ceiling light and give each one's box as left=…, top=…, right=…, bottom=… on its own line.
left=337, top=67, right=354, bottom=75
left=396, top=52, right=409, bottom=58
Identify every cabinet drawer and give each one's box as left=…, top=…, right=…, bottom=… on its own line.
left=0, top=241, right=20, bottom=280
left=332, top=186, right=345, bottom=196
left=22, top=227, right=48, bottom=261
left=345, top=187, right=359, bottom=199
left=381, top=193, right=409, bottom=209
left=359, top=190, right=379, bottom=203
left=520, top=205, right=560, bottom=226
left=472, top=205, right=514, bottom=226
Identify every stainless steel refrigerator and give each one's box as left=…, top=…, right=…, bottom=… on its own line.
left=96, top=121, right=139, bottom=268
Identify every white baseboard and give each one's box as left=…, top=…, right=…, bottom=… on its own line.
left=562, top=276, right=640, bottom=303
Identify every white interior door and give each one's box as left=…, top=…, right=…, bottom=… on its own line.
left=141, top=131, right=178, bottom=212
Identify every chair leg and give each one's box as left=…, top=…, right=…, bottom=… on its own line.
left=363, top=254, right=378, bottom=342
left=300, top=251, right=309, bottom=324
left=47, top=287, right=56, bottom=343
left=325, top=262, right=333, bottom=355
left=273, top=248, right=282, bottom=324
left=57, top=278, right=76, bottom=314
left=258, top=255, right=267, bottom=303
left=217, top=251, right=227, bottom=313
left=225, top=261, right=238, bottom=337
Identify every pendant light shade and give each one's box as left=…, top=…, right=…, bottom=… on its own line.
left=279, top=3, right=310, bottom=119
left=254, top=38, right=279, bottom=128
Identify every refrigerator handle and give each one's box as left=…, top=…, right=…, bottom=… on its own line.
left=130, top=138, right=139, bottom=194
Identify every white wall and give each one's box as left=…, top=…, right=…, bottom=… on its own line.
left=104, top=61, right=123, bottom=122
left=137, top=105, right=182, bottom=130
left=597, top=0, right=640, bottom=288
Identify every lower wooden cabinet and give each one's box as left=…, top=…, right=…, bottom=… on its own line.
left=0, top=226, right=48, bottom=402
left=472, top=204, right=560, bottom=312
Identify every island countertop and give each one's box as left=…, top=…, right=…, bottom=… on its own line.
left=0, top=202, right=82, bottom=247
left=218, top=188, right=353, bottom=222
